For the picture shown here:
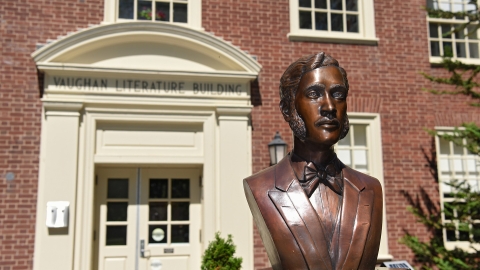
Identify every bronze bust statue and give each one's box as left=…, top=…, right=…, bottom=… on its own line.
left=244, top=52, right=383, bottom=270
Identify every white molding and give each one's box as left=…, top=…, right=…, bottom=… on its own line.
left=288, top=33, right=378, bottom=45
left=345, top=113, right=392, bottom=261
left=435, top=126, right=466, bottom=132
left=42, top=101, right=83, bottom=112
left=42, top=94, right=252, bottom=108
left=216, top=107, right=252, bottom=116
left=216, top=107, right=251, bottom=121
left=37, top=63, right=259, bottom=80
left=428, top=17, right=469, bottom=24
left=32, top=22, right=261, bottom=77
left=94, top=155, right=204, bottom=164
left=45, top=111, right=81, bottom=117
left=430, top=56, right=480, bottom=65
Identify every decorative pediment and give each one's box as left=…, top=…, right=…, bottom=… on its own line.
left=32, top=22, right=261, bottom=79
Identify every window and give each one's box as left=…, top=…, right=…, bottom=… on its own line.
left=103, top=0, right=201, bottom=29
left=436, top=129, right=480, bottom=250
left=335, top=113, right=392, bottom=261
left=427, top=0, right=480, bottom=63
left=119, top=0, right=187, bottom=23
left=288, top=0, right=377, bottom=45
left=336, top=123, right=369, bottom=174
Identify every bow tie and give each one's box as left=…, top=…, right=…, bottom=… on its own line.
left=299, top=161, right=343, bottom=197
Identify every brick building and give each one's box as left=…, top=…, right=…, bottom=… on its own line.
left=1, top=0, right=479, bottom=269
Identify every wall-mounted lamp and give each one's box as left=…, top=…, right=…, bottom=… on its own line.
left=268, top=131, right=287, bottom=165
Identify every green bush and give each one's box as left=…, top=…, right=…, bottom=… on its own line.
left=201, top=232, right=242, bottom=270
left=401, top=3, right=480, bottom=269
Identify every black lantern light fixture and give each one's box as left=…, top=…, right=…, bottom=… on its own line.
left=268, top=131, right=287, bottom=165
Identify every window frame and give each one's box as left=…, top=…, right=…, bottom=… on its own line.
left=335, top=113, right=392, bottom=261
left=288, top=0, right=378, bottom=45
left=435, top=127, right=480, bottom=251
left=103, top=0, right=202, bottom=29
left=427, top=0, right=480, bottom=64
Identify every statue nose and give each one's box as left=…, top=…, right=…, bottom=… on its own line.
left=319, top=97, right=337, bottom=117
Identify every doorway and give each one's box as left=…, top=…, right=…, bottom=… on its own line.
left=94, top=167, right=202, bottom=270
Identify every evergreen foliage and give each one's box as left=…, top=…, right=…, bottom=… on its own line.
left=401, top=180, right=480, bottom=269
left=401, top=2, right=480, bottom=269
left=201, top=232, right=242, bottom=270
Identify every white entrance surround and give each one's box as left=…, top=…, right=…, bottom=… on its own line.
left=32, top=22, right=261, bottom=270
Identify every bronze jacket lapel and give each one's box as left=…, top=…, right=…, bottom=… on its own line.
left=268, top=155, right=333, bottom=270
left=336, top=167, right=375, bottom=270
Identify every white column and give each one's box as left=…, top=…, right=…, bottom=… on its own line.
left=216, top=107, right=253, bottom=270
left=33, top=102, right=82, bottom=270
left=202, top=113, right=217, bottom=249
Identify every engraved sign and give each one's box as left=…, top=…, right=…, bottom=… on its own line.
left=46, top=76, right=247, bottom=97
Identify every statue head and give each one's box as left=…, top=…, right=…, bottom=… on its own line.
left=279, top=52, right=350, bottom=145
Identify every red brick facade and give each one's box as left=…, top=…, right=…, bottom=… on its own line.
left=1, top=1, right=103, bottom=269
left=1, top=0, right=478, bottom=269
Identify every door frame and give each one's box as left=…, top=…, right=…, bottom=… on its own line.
left=94, top=167, right=202, bottom=270
left=35, top=102, right=253, bottom=270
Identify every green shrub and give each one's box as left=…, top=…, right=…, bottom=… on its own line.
left=201, top=232, right=242, bottom=270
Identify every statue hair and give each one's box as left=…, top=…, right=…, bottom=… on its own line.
left=279, top=52, right=350, bottom=141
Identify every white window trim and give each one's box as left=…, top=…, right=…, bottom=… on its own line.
left=428, top=18, right=480, bottom=64
left=288, top=0, right=378, bottom=45
left=427, top=0, right=480, bottom=64
left=336, top=113, right=392, bottom=261
left=435, top=126, right=480, bottom=251
left=103, top=0, right=202, bottom=30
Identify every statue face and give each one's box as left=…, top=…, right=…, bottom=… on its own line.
left=295, top=66, right=347, bottom=147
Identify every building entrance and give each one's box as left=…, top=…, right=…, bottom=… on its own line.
left=94, top=167, right=201, bottom=270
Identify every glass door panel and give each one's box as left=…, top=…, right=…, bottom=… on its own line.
left=139, top=168, right=201, bottom=270
left=95, top=167, right=201, bottom=270
left=95, top=168, right=138, bottom=270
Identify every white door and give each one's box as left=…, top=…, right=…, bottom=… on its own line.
left=95, top=167, right=202, bottom=270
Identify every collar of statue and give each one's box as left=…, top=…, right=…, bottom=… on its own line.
left=290, top=151, right=344, bottom=196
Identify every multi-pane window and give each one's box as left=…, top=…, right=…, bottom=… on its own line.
left=105, top=179, right=130, bottom=245
left=429, top=23, right=480, bottom=58
left=298, top=0, right=359, bottom=33
left=148, top=178, right=190, bottom=244
left=288, top=0, right=377, bottom=44
left=334, top=116, right=392, bottom=260
left=336, top=124, right=369, bottom=174
left=118, top=0, right=188, bottom=23
left=436, top=134, right=480, bottom=247
left=427, top=0, right=480, bottom=61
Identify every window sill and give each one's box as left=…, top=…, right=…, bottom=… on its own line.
left=101, top=20, right=204, bottom=31
left=444, top=241, right=480, bottom=252
left=288, top=32, right=378, bottom=45
left=430, top=56, right=480, bottom=65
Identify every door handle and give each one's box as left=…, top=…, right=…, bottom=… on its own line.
left=140, top=239, right=146, bottom=258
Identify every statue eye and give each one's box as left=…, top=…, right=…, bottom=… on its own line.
left=306, top=90, right=319, bottom=98
left=332, top=90, right=346, bottom=99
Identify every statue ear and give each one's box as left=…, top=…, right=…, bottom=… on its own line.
left=279, top=100, right=291, bottom=122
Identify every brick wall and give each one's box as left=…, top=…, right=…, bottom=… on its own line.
left=202, top=0, right=479, bottom=268
left=0, top=0, right=103, bottom=269
left=1, top=0, right=479, bottom=269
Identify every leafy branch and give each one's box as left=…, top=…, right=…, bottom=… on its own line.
left=402, top=2, right=480, bottom=269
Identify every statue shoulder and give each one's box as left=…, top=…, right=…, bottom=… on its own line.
left=244, top=164, right=276, bottom=189
left=343, top=166, right=382, bottom=193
